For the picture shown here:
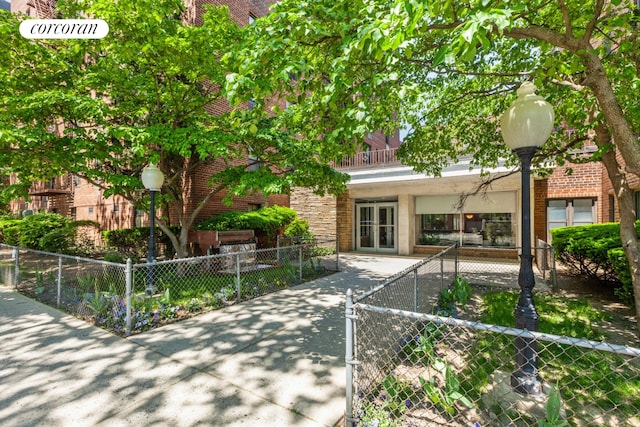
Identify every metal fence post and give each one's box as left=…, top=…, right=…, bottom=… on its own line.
left=236, top=253, right=241, bottom=303
left=440, top=252, right=445, bottom=291
left=12, top=247, right=19, bottom=289
left=345, top=289, right=355, bottom=427
left=57, top=256, right=62, bottom=307
left=550, top=245, right=558, bottom=291
left=336, top=236, right=340, bottom=271
left=125, top=258, right=132, bottom=337
left=454, top=243, right=459, bottom=279
left=299, top=245, right=303, bottom=281
left=413, top=268, right=418, bottom=313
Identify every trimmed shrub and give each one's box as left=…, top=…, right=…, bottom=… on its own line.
left=0, top=212, right=98, bottom=254
left=0, top=218, right=22, bottom=246
left=552, top=223, right=622, bottom=282
left=551, top=222, right=639, bottom=305
left=195, top=205, right=298, bottom=247
left=18, top=212, right=73, bottom=250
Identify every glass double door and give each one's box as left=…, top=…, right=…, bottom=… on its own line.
left=356, top=203, right=397, bottom=253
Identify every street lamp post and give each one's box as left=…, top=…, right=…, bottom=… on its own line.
left=141, top=163, right=165, bottom=296
left=500, top=82, right=554, bottom=395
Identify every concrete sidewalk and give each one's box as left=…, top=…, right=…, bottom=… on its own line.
left=0, top=254, right=421, bottom=427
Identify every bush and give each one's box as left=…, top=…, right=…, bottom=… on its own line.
left=0, top=212, right=98, bottom=254
left=18, top=212, right=73, bottom=250
left=551, top=222, right=639, bottom=305
left=284, top=218, right=313, bottom=240
left=102, top=226, right=179, bottom=261
left=0, top=218, right=21, bottom=245
left=195, top=205, right=298, bottom=246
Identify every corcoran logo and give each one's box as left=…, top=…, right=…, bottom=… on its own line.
left=19, top=19, right=109, bottom=39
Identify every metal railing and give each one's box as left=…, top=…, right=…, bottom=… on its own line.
left=0, top=240, right=338, bottom=336
left=334, top=147, right=400, bottom=169
left=345, top=244, right=640, bottom=427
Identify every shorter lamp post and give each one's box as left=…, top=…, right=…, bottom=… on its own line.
left=500, top=82, right=554, bottom=395
left=141, top=163, right=165, bottom=296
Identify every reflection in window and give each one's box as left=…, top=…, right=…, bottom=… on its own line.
left=416, top=212, right=514, bottom=246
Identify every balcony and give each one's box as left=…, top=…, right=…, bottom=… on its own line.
left=28, top=177, right=72, bottom=196
left=335, top=147, right=400, bottom=170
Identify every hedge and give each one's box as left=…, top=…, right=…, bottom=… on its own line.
left=551, top=221, right=640, bottom=305
left=195, top=205, right=297, bottom=236
left=0, top=212, right=98, bottom=254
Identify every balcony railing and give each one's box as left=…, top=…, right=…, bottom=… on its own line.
left=335, top=147, right=400, bottom=169
left=28, top=176, right=72, bottom=196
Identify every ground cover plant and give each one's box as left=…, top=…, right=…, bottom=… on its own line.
left=461, top=289, right=640, bottom=426
left=5, top=251, right=330, bottom=335
left=357, top=278, right=639, bottom=427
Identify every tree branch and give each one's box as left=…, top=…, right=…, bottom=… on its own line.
left=557, top=0, right=574, bottom=37
left=583, top=0, right=605, bottom=44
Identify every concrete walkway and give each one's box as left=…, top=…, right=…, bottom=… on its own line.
left=0, top=254, right=422, bottom=427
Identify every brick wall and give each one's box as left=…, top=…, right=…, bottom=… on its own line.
left=363, top=129, right=402, bottom=151
left=535, top=159, right=605, bottom=242
left=601, top=150, right=640, bottom=223
left=534, top=178, right=548, bottom=242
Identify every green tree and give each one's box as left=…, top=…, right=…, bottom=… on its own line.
left=0, top=0, right=347, bottom=259
left=227, top=0, right=640, bottom=335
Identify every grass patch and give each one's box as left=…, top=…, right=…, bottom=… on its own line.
left=462, top=290, right=640, bottom=425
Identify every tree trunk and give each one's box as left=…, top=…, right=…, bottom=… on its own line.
left=591, top=107, right=640, bottom=339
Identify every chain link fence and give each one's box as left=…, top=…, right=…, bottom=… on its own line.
left=0, top=239, right=338, bottom=336
left=346, top=244, right=640, bottom=427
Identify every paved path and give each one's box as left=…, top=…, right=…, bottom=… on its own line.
left=0, top=254, right=422, bottom=427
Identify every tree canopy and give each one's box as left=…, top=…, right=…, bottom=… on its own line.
left=227, top=0, right=640, bottom=332
left=0, top=0, right=347, bottom=257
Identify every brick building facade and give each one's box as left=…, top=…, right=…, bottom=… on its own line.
left=9, top=0, right=288, bottom=238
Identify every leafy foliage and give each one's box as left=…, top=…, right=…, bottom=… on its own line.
left=0, top=212, right=97, bottom=254
left=195, top=205, right=297, bottom=240
left=552, top=222, right=638, bottom=305
left=284, top=218, right=313, bottom=240
left=102, top=226, right=180, bottom=261
left=228, top=0, right=640, bottom=330
left=0, top=1, right=348, bottom=259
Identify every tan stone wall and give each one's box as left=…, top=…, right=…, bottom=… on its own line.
left=336, top=192, right=353, bottom=252
left=289, top=187, right=337, bottom=239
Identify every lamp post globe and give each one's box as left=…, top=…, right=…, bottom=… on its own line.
left=141, top=163, right=165, bottom=295
left=500, top=82, right=554, bottom=395
left=141, top=163, right=165, bottom=191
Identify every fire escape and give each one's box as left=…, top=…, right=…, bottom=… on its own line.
left=25, top=0, right=57, bottom=18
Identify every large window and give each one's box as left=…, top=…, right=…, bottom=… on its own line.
left=415, top=192, right=517, bottom=247
left=417, top=212, right=514, bottom=246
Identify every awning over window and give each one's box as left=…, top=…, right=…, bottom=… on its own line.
left=415, top=191, right=516, bottom=214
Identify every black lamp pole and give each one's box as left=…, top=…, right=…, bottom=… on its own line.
left=500, top=82, right=554, bottom=396
left=511, top=146, right=542, bottom=395
left=146, top=189, right=157, bottom=296
left=141, top=163, right=164, bottom=297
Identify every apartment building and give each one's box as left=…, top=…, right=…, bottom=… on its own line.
left=7, top=0, right=291, bottom=235
left=291, top=145, right=622, bottom=256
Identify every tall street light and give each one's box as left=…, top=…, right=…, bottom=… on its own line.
left=141, top=163, right=165, bottom=296
left=500, top=82, right=554, bottom=395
